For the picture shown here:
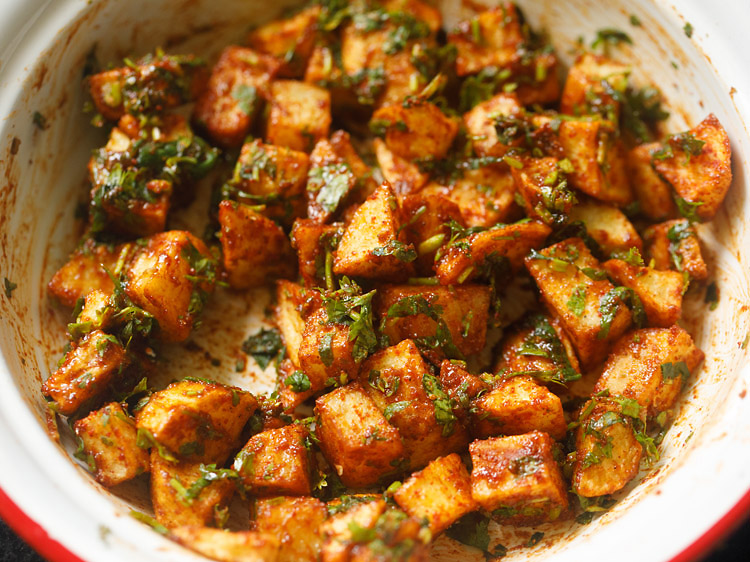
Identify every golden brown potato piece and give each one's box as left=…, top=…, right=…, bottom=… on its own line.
left=333, top=183, right=416, bottom=280
left=151, top=453, right=236, bottom=529
left=322, top=497, right=387, bottom=562
left=274, top=280, right=321, bottom=368
left=348, top=509, right=430, bottom=562
left=234, top=424, right=314, bottom=497
left=376, top=284, right=491, bottom=361
left=89, top=52, right=206, bottom=121
left=359, top=340, right=470, bottom=469
left=470, top=431, right=568, bottom=525
left=290, top=219, right=344, bottom=287
left=593, top=326, right=704, bottom=418
left=42, top=330, right=129, bottom=416
left=449, top=5, right=524, bottom=76
left=266, top=80, right=331, bottom=152
left=193, top=46, right=280, bottom=148
left=437, top=360, right=490, bottom=425
left=393, top=453, right=477, bottom=534
left=253, top=496, right=326, bottom=562
left=651, top=114, right=732, bottom=221
left=73, top=402, right=149, bottom=487
left=572, top=399, right=643, bottom=497
left=471, top=376, right=567, bottom=440
left=436, top=220, right=551, bottom=286
left=511, top=157, right=577, bottom=224
left=525, top=237, right=633, bottom=369
left=626, top=143, right=676, bottom=220
left=568, top=200, right=642, bottom=257
left=372, top=99, right=458, bottom=162
left=374, top=138, right=430, bottom=198
left=172, top=526, right=280, bottom=562
left=315, top=383, right=405, bottom=488
left=74, top=289, right=115, bottom=333
left=643, top=219, right=708, bottom=281
left=218, top=201, right=296, bottom=289
left=246, top=6, right=321, bottom=78
left=559, top=53, right=630, bottom=118
left=463, top=93, right=523, bottom=157
left=136, top=379, right=258, bottom=464
left=603, top=259, right=685, bottom=327
left=126, top=230, right=216, bottom=342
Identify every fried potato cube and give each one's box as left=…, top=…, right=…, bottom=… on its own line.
left=218, top=201, right=296, bottom=289
left=291, top=219, right=344, bottom=287
left=173, top=527, right=279, bottom=562
left=560, top=53, right=631, bottom=117
left=73, top=402, right=149, bottom=486
left=643, top=219, right=707, bottom=281
left=439, top=165, right=521, bottom=228
left=513, top=51, right=562, bottom=107
left=651, top=114, right=732, bottom=220
left=322, top=497, right=387, bottom=562
left=393, top=453, right=477, bottom=534
left=89, top=53, right=206, bottom=121
left=315, top=384, right=405, bottom=488
left=463, top=93, right=524, bottom=157
left=136, top=379, right=258, bottom=464
left=42, top=330, right=129, bottom=416
left=626, top=143, right=676, bottom=220
left=471, top=376, right=567, bottom=440
left=470, top=432, right=568, bottom=525
left=359, top=340, right=470, bottom=469
left=151, top=453, right=236, bottom=529
left=348, top=509, right=429, bottom=562
left=436, top=220, right=552, bottom=286
left=511, top=157, right=577, bottom=224
left=274, top=280, right=321, bottom=367
left=48, top=239, right=124, bottom=307
left=333, top=183, right=416, bottom=280
left=438, top=360, right=490, bottom=425
left=194, top=46, right=280, bottom=148
left=230, top=139, right=309, bottom=226
left=266, top=80, right=331, bottom=152
left=299, top=307, right=361, bottom=393
left=126, top=230, right=216, bottom=342
left=572, top=399, right=643, bottom=497
left=382, top=0, right=442, bottom=32
left=253, top=496, right=326, bottom=562
left=374, top=138, right=429, bottom=198
left=449, top=5, right=524, bottom=76
left=376, top=284, right=491, bottom=360
left=568, top=201, right=642, bottom=257
left=246, top=6, right=321, bottom=78
left=74, top=289, right=115, bottom=333
left=234, top=424, right=314, bottom=496
left=558, top=119, right=633, bottom=206
left=400, top=192, right=463, bottom=275
left=378, top=51, right=428, bottom=109
left=372, top=100, right=458, bottom=162
left=603, top=259, right=685, bottom=327
left=525, top=237, right=633, bottom=369
left=593, top=326, right=704, bottom=418
left=307, top=130, right=376, bottom=223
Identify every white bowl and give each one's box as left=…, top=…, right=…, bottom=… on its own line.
left=1, top=0, right=749, bottom=560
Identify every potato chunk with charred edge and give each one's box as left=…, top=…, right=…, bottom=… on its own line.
left=253, top=496, right=326, bottom=562
left=266, top=80, right=331, bottom=152
left=371, top=99, right=458, bottom=162
left=376, top=284, right=491, bottom=362
left=89, top=52, right=206, bottom=121
left=651, top=114, right=732, bottom=221
left=560, top=53, right=631, bottom=118
left=359, top=340, right=470, bottom=470
left=234, top=424, right=314, bottom=497
left=172, top=526, right=280, bottom=562
left=393, top=453, right=478, bottom=534
left=470, top=432, right=569, bottom=525
left=626, top=143, right=676, bottom=221
left=150, top=453, right=237, bottom=529
left=525, top=237, right=634, bottom=369
left=593, top=326, right=704, bottom=418
left=193, top=46, right=280, bottom=148
left=42, top=330, right=129, bottom=416
left=74, top=402, right=149, bottom=487
left=436, top=220, right=551, bottom=286
left=471, top=376, right=567, bottom=440
left=571, top=399, right=643, bottom=498
left=126, top=230, right=217, bottom=342
left=315, top=383, right=405, bottom=488
left=333, top=183, right=416, bottom=280
left=218, top=201, right=296, bottom=290
left=568, top=201, right=642, bottom=258
left=463, top=93, right=524, bottom=158
left=136, top=379, right=258, bottom=464
left=643, top=219, right=707, bottom=281
left=603, top=259, right=685, bottom=327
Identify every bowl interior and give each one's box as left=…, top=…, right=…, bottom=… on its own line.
left=1, top=0, right=749, bottom=560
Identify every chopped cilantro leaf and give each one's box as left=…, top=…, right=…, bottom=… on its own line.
left=285, top=370, right=311, bottom=393
left=242, top=328, right=285, bottom=370
left=3, top=277, right=17, bottom=299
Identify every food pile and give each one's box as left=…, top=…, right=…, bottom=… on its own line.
left=42, top=0, right=732, bottom=559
